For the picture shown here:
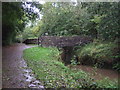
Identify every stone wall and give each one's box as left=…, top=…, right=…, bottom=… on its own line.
left=23, top=36, right=93, bottom=47
left=39, top=36, right=93, bottom=47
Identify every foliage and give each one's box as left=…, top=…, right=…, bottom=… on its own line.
left=23, top=47, right=118, bottom=88
left=81, top=2, right=120, bottom=40
left=3, top=2, right=119, bottom=44
left=71, top=55, right=80, bottom=65
left=23, top=21, right=42, bottom=40
left=40, top=2, right=91, bottom=36
left=39, top=2, right=119, bottom=41
left=96, top=77, right=118, bottom=88
left=71, top=59, right=78, bottom=66
left=2, top=2, right=23, bottom=45
left=2, top=2, right=42, bottom=45
left=113, top=62, right=120, bottom=72
left=76, top=40, right=117, bottom=68
left=15, top=20, right=43, bottom=42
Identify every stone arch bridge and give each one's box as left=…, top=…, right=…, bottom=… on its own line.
left=24, top=36, right=93, bottom=64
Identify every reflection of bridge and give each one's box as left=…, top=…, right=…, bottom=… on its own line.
left=24, top=36, right=93, bottom=64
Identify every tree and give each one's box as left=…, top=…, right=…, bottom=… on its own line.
left=20, top=20, right=42, bottom=41
left=81, top=2, right=120, bottom=40
left=39, top=2, right=119, bottom=41
left=2, top=2, right=42, bottom=45
left=40, top=2, right=90, bottom=36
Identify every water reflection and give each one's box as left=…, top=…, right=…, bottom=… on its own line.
left=21, top=58, right=44, bottom=89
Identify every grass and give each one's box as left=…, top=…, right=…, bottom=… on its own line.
left=23, top=46, right=118, bottom=88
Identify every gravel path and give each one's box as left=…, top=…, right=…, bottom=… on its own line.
left=2, top=43, right=44, bottom=89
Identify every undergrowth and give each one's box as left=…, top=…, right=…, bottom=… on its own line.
left=75, top=41, right=119, bottom=69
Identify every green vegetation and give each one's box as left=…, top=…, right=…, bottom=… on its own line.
left=20, top=21, right=42, bottom=42
left=23, top=47, right=118, bottom=88
left=3, top=2, right=119, bottom=44
left=39, top=2, right=119, bottom=41
left=3, top=2, right=119, bottom=88
left=113, top=62, right=120, bottom=72
left=2, top=1, right=120, bottom=45
left=15, top=2, right=119, bottom=42
left=75, top=41, right=118, bottom=68
left=2, top=2, right=42, bottom=45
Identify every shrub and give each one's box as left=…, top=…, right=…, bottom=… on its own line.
left=113, top=62, right=120, bottom=72
left=76, top=40, right=117, bottom=68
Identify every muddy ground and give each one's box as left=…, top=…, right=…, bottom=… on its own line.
left=2, top=43, right=44, bottom=89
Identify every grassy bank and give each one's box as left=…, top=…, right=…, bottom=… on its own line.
left=23, top=47, right=118, bottom=88
left=75, top=41, right=119, bottom=71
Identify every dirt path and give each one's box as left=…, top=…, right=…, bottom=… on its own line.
left=2, top=43, right=44, bottom=89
